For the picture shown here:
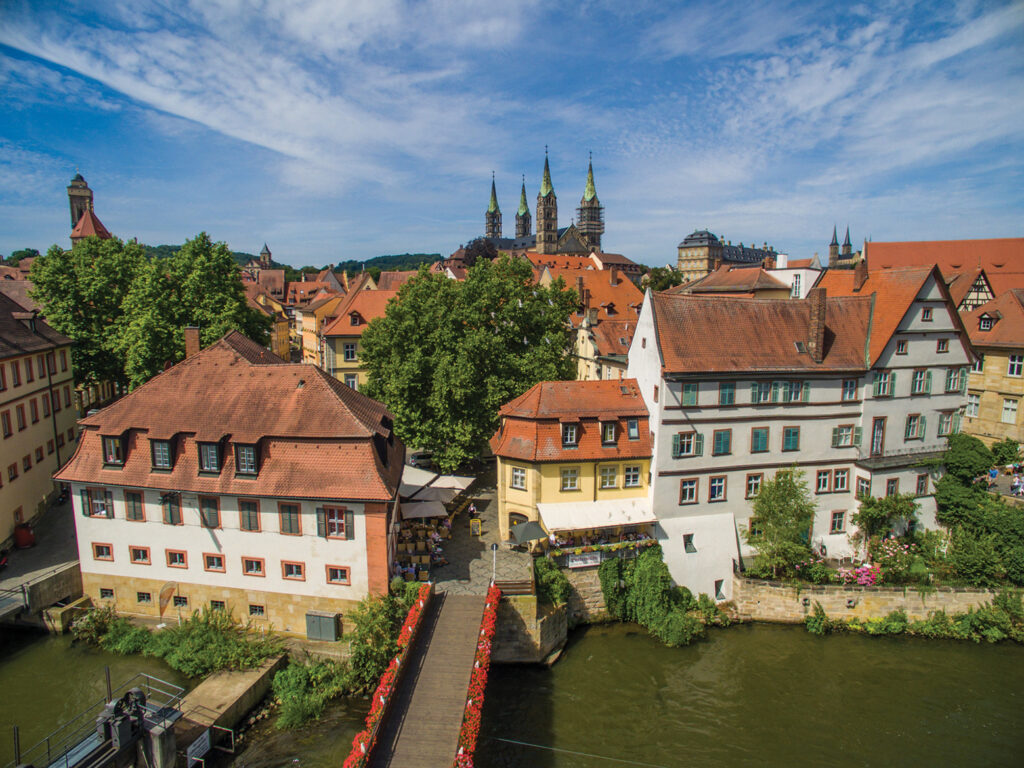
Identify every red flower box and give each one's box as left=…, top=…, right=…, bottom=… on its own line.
left=452, top=584, right=501, bottom=768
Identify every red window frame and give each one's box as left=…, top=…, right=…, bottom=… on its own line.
left=325, top=506, right=347, bottom=539
left=278, top=502, right=302, bottom=536
left=326, top=565, right=351, bottom=585
left=165, top=549, right=188, bottom=569
left=241, top=556, right=266, bottom=577
left=129, top=546, right=151, bottom=565
left=92, top=542, right=114, bottom=561
left=281, top=560, right=306, bottom=581
left=203, top=553, right=226, bottom=573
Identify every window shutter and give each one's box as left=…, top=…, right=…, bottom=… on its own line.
left=316, top=508, right=327, bottom=537
left=872, top=374, right=880, bottom=397
left=905, top=419, right=913, bottom=440
left=944, top=369, right=953, bottom=391
left=345, top=510, right=355, bottom=540
left=925, top=371, right=932, bottom=394
left=853, top=427, right=863, bottom=446
left=672, top=433, right=681, bottom=458
left=81, top=489, right=90, bottom=517
left=750, top=383, right=759, bottom=402
left=694, top=433, right=704, bottom=456
left=890, top=372, right=896, bottom=394
left=919, top=415, right=927, bottom=439
left=771, top=382, right=779, bottom=402
left=960, top=368, right=968, bottom=394
left=952, top=413, right=961, bottom=434
left=831, top=427, right=839, bottom=448
left=801, top=381, right=810, bottom=402
left=105, top=490, right=114, bottom=518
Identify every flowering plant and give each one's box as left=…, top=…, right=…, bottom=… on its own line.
left=343, top=583, right=432, bottom=768
left=549, top=539, right=656, bottom=557
left=837, top=563, right=882, bottom=586
left=793, top=553, right=834, bottom=584
left=453, top=583, right=501, bottom=768
left=870, top=537, right=918, bottom=583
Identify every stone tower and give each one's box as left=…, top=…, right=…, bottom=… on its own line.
left=536, top=151, right=558, bottom=255
left=841, top=226, right=852, bottom=257
left=515, top=176, right=531, bottom=239
left=576, top=155, right=604, bottom=251
left=260, top=243, right=272, bottom=268
left=485, top=173, right=502, bottom=239
left=828, top=225, right=840, bottom=266
left=67, top=173, right=93, bottom=228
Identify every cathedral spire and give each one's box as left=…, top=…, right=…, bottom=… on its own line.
left=518, top=176, right=529, bottom=216
left=488, top=172, right=499, bottom=214
left=830, top=225, right=839, bottom=247
left=484, top=171, right=502, bottom=238
left=536, top=149, right=558, bottom=253
left=577, top=152, right=604, bottom=251
left=583, top=153, right=597, bottom=202
left=515, top=175, right=531, bottom=239
left=540, top=148, right=555, bottom=198
left=843, top=226, right=851, bottom=248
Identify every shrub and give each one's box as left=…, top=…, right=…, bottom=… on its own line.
left=345, top=594, right=406, bottom=693
left=948, top=529, right=1002, bottom=587
left=871, top=537, right=919, bottom=583
left=273, top=657, right=350, bottom=729
left=795, top=554, right=834, bottom=584
left=805, top=602, right=840, bottom=636
left=70, top=605, right=116, bottom=645
left=652, top=608, right=705, bottom=647
left=991, top=438, right=1020, bottom=467
left=860, top=609, right=909, bottom=636
left=534, top=557, right=572, bottom=606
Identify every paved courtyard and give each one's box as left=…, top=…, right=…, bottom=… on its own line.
left=430, top=466, right=533, bottom=595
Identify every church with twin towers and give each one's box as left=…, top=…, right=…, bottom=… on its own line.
left=483, top=152, right=605, bottom=255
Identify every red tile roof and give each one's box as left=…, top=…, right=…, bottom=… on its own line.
left=550, top=268, right=644, bottom=325
left=0, top=293, right=71, bottom=357
left=589, top=319, right=637, bottom=358
left=284, top=281, right=336, bottom=306
left=651, top=292, right=871, bottom=374
left=56, top=332, right=401, bottom=501
left=526, top=253, right=596, bottom=271
left=376, top=271, right=418, bottom=291
left=490, top=379, right=651, bottom=462
left=987, top=272, right=1024, bottom=297
left=962, top=289, right=1024, bottom=350
left=944, top=269, right=984, bottom=308
left=322, top=290, right=399, bottom=337
left=786, top=258, right=816, bottom=268
left=70, top=210, right=112, bottom=240
left=667, top=265, right=789, bottom=294
left=865, top=238, right=1024, bottom=273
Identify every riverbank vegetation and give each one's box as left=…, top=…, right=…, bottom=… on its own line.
left=70, top=606, right=282, bottom=677
left=598, top=544, right=730, bottom=647
left=805, top=589, right=1024, bottom=644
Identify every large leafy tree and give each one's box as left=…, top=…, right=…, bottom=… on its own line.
left=744, top=468, right=815, bottom=578
left=30, top=237, right=147, bottom=386
left=361, top=255, right=577, bottom=471
left=645, top=265, right=685, bottom=292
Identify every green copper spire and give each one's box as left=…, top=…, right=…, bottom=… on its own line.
left=518, top=176, right=529, bottom=216
left=583, top=155, right=597, bottom=202
left=540, top=149, right=554, bottom=197
left=488, top=172, right=499, bottom=213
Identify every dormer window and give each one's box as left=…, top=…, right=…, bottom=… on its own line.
left=627, top=418, right=640, bottom=440
left=236, top=444, right=258, bottom=475
left=198, top=442, right=221, bottom=472
left=151, top=440, right=172, bottom=470
left=562, top=423, right=578, bottom=447
left=350, top=313, right=362, bottom=326
left=602, top=422, right=616, bottom=445
left=103, top=436, right=124, bottom=466
left=979, top=316, right=994, bottom=331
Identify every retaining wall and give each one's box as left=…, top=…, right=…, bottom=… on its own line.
left=564, top=565, right=610, bottom=625
left=731, top=574, right=999, bottom=623
left=492, top=593, right=567, bottom=663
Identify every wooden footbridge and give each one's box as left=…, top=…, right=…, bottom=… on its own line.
left=369, top=592, right=486, bottom=768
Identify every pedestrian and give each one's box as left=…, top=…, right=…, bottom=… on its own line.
left=468, top=502, right=478, bottom=518
left=989, top=466, right=999, bottom=489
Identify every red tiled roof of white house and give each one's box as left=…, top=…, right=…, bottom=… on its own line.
left=865, top=237, right=1024, bottom=274
left=963, top=289, right=1024, bottom=350
left=55, top=330, right=403, bottom=502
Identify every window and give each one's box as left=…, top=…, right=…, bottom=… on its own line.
left=624, top=465, right=641, bottom=488
left=833, top=469, right=849, bottom=492
left=679, top=479, right=698, bottom=504
left=46, top=439, right=54, bottom=455
left=343, top=342, right=357, bottom=362
left=916, top=474, right=929, bottom=496
left=856, top=477, right=870, bottom=498
left=34, top=447, right=43, bottom=463
left=16, top=405, right=25, bottom=431
left=681, top=382, right=698, bottom=406
left=0, top=366, right=5, bottom=391
left=560, top=467, right=579, bottom=491
left=204, top=553, right=225, bottom=572
left=129, top=546, right=150, bottom=565
left=166, top=550, right=187, bottom=568
left=672, top=432, right=703, bottom=457
left=242, top=557, right=265, bottom=576
left=1002, top=399, right=1019, bottom=425
left=830, top=510, right=846, bottom=534
left=712, top=429, right=732, bottom=456
left=324, top=507, right=348, bottom=538
left=945, top=367, right=966, bottom=393
left=249, top=604, right=265, bottom=617
left=791, top=273, right=801, bottom=298
left=125, top=491, right=144, bottom=521
left=936, top=339, right=949, bottom=353
left=896, top=340, right=907, bottom=355
left=626, top=419, right=639, bottom=440
left=972, top=355, right=984, bottom=373
left=39, top=355, right=47, bottom=377
left=841, top=379, right=858, bottom=401
left=816, top=470, right=831, bottom=493
left=980, top=317, right=994, bottom=331
left=510, top=466, right=526, bottom=490
left=198, top=443, right=220, bottom=472
left=56, top=434, right=63, bottom=448
left=236, top=444, right=257, bottom=474
left=783, top=427, right=800, bottom=452
left=162, top=494, right=181, bottom=525
left=938, top=412, right=954, bottom=436
left=52, top=389, right=61, bottom=412
left=7, top=463, right=16, bottom=481
left=210, top=600, right=226, bottom=611
left=199, top=496, right=220, bottom=528
left=752, top=382, right=771, bottom=403
left=653, top=385, right=659, bottom=403
left=279, top=503, right=301, bottom=535
left=327, top=565, right=351, bottom=585
left=683, top=534, right=697, bottom=554
left=746, top=473, right=762, bottom=499
left=1009, top=355, right=1024, bottom=377
left=239, top=499, right=260, bottom=531
left=151, top=440, right=172, bottom=469
left=601, top=422, right=616, bottom=444
left=832, top=425, right=856, bottom=448
left=922, top=307, right=932, bottom=321
left=911, top=369, right=931, bottom=395
left=561, top=423, right=578, bottom=447
left=599, top=465, right=617, bottom=489
left=719, top=382, right=735, bottom=405
left=25, top=359, right=33, bottom=382
left=42, top=394, right=49, bottom=416
left=967, top=393, right=980, bottom=418
left=282, top=561, right=305, bottom=581
left=60, top=349, right=68, bottom=371
left=886, top=479, right=899, bottom=497
left=63, top=386, right=71, bottom=407
left=82, top=488, right=113, bottom=517
left=904, top=414, right=924, bottom=440
left=11, top=360, right=19, bottom=386
left=750, top=427, right=769, bottom=453
left=344, top=374, right=358, bottom=390
left=29, top=399, right=38, bottom=423
left=22, top=455, right=31, bottom=472
left=873, top=371, right=893, bottom=397
left=779, top=381, right=806, bottom=403
left=173, top=596, right=189, bottom=608
left=92, top=543, right=113, bottom=561
left=137, top=592, right=152, bottom=604
left=0, top=411, right=10, bottom=438
left=99, top=588, right=114, bottom=600
left=709, top=476, right=726, bottom=502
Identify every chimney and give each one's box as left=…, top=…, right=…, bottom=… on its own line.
left=853, top=259, right=868, bottom=291
left=576, top=276, right=584, bottom=300
left=184, top=326, right=201, bottom=359
left=609, top=267, right=619, bottom=286
left=588, top=307, right=598, bottom=325
left=763, top=255, right=775, bottom=270
left=582, top=287, right=591, bottom=315
left=806, top=287, right=826, bottom=363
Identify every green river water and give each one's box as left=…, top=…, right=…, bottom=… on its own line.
left=3, top=624, right=1023, bottom=768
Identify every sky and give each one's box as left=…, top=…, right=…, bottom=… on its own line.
left=0, top=0, right=1021, bottom=268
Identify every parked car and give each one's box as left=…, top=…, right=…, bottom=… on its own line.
left=407, top=450, right=434, bottom=469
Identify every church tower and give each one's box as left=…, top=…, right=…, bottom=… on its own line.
left=536, top=151, right=558, bottom=255
left=841, top=226, right=852, bottom=257
left=67, top=173, right=93, bottom=228
left=828, top=225, right=840, bottom=266
left=515, top=176, right=531, bottom=239
left=260, top=243, right=272, bottom=269
left=576, top=155, right=604, bottom=251
left=484, top=173, right=502, bottom=239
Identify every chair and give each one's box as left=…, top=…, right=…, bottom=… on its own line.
left=418, top=570, right=429, bottom=582
left=404, top=571, right=415, bottom=581
left=398, top=542, right=408, bottom=553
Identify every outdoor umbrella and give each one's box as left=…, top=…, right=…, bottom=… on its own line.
left=511, top=520, right=547, bottom=545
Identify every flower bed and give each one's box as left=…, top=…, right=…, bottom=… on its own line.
left=548, top=538, right=656, bottom=557
left=343, top=583, right=432, bottom=768
left=453, top=583, right=501, bottom=768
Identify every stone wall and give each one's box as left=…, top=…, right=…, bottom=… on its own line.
left=492, top=593, right=567, bottom=663
left=564, top=565, right=609, bottom=625
left=731, top=574, right=999, bottom=623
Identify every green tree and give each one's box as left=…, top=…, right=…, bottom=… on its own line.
left=744, top=468, right=815, bottom=578
left=645, top=265, right=685, bottom=292
left=853, top=493, right=920, bottom=540
left=361, top=256, right=577, bottom=471
left=991, top=438, right=1020, bottom=467
left=8, top=247, right=40, bottom=266
left=942, top=432, right=994, bottom=484
left=29, top=237, right=147, bottom=386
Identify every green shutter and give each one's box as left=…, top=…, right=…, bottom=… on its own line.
left=853, top=427, right=863, bottom=446
left=801, top=381, right=810, bottom=402
left=925, top=370, right=932, bottom=394
left=672, top=433, right=681, bottom=458
left=316, top=507, right=327, bottom=537
left=105, top=490, right=114, bottom=518
left=750, top=382, right=759, bottom=402
left=872, top=374, right=880, bottom=396
left=952, top=413, right=961, bottom=434
left=890, top=372, right=896, bottom=395
left=944, top=368, right=953, bottom=391
left=771, top=382, right=780, bottom=402
left=345, top=510, right=355, bottom=540
left=694, top=433, right=704, bottom=456
left=81, top=489, right=90, bottom=517
left=919, top=415, right=927, bottom=439
left=831, top=427, right=840, bottom=448
left=905, top=418, right=913, bottom=440
left=960, top=367, right=968, bottom=394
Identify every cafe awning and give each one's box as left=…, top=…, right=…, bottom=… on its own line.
left=402, top=501, right=449, bottom=519
left=536, top=498, right=656, bottom=532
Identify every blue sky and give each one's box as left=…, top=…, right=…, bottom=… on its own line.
left=0, top=0, right=1021, bottom=268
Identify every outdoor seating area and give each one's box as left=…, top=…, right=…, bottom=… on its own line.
left=394, top=517, right=452, bottom=582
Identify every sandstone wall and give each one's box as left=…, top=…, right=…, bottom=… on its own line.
left=492, top=593, right=567, bottom=663
left=564, top=565, right=609, bottom=625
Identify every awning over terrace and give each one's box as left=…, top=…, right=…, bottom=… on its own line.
left=536, top=497, right=657, bottom=532
left=401, top=500, right=449, bottom=519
